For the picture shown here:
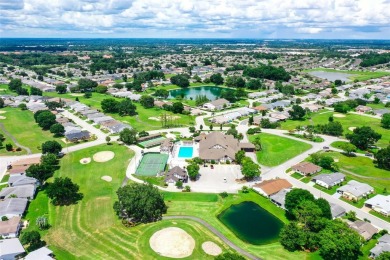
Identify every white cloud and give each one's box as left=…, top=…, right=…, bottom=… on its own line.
left=0, top=0, right=389, bottom=38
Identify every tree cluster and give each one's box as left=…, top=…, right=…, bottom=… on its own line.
left=101, top=98, right=137, bottom=116
left=288, top=105, right=306, bottom=120
left=26, top=152, right=60, bottom=183
left=243, top=65, right=291, bottom=82
left=113, top=183, right=167, bottom=224
left=46, top=177, right=83, bottom=205
left=8, top=78, right=28, bottom=95
left=375, top=145, right=390, bottom=170
left=281, top=189, right=363, bottom=259
left=34, top=110, right=57, bottom=130
left=346, top=126, right=381, bottom=150
left=170, top=74, right=190, bottom=88
left=119, top=128, right=138, bottom=145
left=315, top=121, right=344, bottom=136
left=195, top=95, right=210, bottom=106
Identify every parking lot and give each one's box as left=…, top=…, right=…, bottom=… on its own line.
left=188, top=164, right=244, bottom=193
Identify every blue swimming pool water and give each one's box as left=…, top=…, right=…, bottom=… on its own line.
left=178, top=146, right=194, bottom=158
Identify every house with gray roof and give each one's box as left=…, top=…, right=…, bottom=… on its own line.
left=203, top=98, right=230, bottom=111
left=337, top=180, right=374, bottom=201
left=0, top=238, right=25, bottom=260
left=374, top=109, right=390, bottom=117
left=92, top=116, right=114, bottom=124
left=25, top=247, right=54, bottom=260
left=0, top=185, right=36, bottom=200
left=330, top=203, right=346, bottom=219
left=0, top=198, right=28, bottom=218
left=269, top=189, right=291, bottom=210
left=164, top=166, right=188, bottom=184
left=65, top=130, right=90, bottom=142
left=370, top=234, right=390, bottom=258
left=8, top=174, right=39, bottom=187
left=365, top=195, right=390, bottom=217
left=312, top=173, right=345, bottom=189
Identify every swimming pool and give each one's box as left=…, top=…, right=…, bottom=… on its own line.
left=178, top=146, right=194, bottom=158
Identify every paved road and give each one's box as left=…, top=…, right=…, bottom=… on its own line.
left=0, top=123, right=32, bottom=154
left=163, top=216, right=261, bottom=260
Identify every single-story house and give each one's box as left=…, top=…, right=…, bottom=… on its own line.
left=292, top=162, right=322, bottom=176
left=370, top=234, right=390, bottom=258
left=330, top=203, right=346, bottom=219
left=337, top=180, right=374, bottom=201
left=203, top=98, right=230, bottom=111
left=373, top=109, right=390, bottom=117
left=364, top=195, right=390, bottom=217
left=12, top=157, right=41, bottom=167
left=239, top=142, right=256, bottom=152
left=164, top=166, right=188, bottom=184
left=269, top=189, right=291, bottom=210
left=252, top=105, right=268, bottom=112
left=92, top=116, right=114, bottom=124
left=86, top=112, right=105, bottom=119
left=312, top=173, right=345, bottom=189
left=348, top=220, right=378, bottom=241
left=0, top=216, right=22, bottom=238
left=269, top=112, right=289, bottom=121
left=0, top=238, right=25, bottom=260
left=0, top=198, right=28, bottom=218
left=25, top=247, right=55, bottom=260
left=100, top=120, right=132, bottom=134
left=8, top=165, right=30, bottom=175
left=0, top=184, right=36, bottom=200
left=355, top=105, right=372, bottom=113
left=8, top=174, right=39, bottom=187
left=198, top=132, right=250, bottom=163
left=253, top=179, right=293, bottom=197
left=65, top=130, right=90, bottom=142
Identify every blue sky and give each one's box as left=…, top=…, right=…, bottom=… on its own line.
left=1, top=0, right=390, bottom=39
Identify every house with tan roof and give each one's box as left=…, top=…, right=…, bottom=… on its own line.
left=164, top=166, right=188, bottom=184
left=292, top=162, right=322, bottom=176
left=347, top=220, right=378, bottom=241
left=0, top=216, right=22, bottom=238
left=198, top=132, right=253, bottom=163
left=253, top=179, right=293, bottom=197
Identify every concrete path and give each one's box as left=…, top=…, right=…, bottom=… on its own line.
left=0, top=123, right=32, bottom=154
left=163, top=216, right=261, bottom=260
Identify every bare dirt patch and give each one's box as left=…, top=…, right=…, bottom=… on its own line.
left=101, top=176, right=112, bottom=182
left=80, top=158, right=91, bottom=164
left=202, top=241, right=222, bottom=256
left=93, top=151, right=115, bottom=162
left=348, top=127, right=356, bottom=131
left=149, top=227, right=195, bottom=258
left=0, top=116, right=6, bottom=119
left=149, top=116, right=180, bottom=121
left=333, top=114, right=346, bottom=118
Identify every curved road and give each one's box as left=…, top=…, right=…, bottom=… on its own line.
left=163, top=216, right=261, bottom=260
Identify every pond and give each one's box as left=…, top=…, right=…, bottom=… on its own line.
left=218, top=201, right=284, bottom=245
left=308, top=71, right=354, bottom=82
left=168, top=86, right=224, bottom=100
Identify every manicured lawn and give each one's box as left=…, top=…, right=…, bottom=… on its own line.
left=133, top=175, right=166, bottom=187
left=44, top=91, right=195, bottom=131
left=330, top=141, right=367, bottom=154
left=313, top=184, right=338, bottom=195
left=291, top=172, right=304, bottom=180
left=305, top=68, right=390, bottom=81
left=0, top=107, right=67, bottom=154
left=280, top=110, right=390, bottom=148
left=369, top=210, right=390, bottom=223
left=165, top=190, right=316, bottom=260
left=359, top=237, right=378, bottom=260
left=326, top=152, right=390, bottom=193
left=340, top=197, right=366, bottom=208
left=25, top=144, right=310, bottom=259
left=249, top=133, right=312, bottom=167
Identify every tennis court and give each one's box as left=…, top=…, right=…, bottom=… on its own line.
left=135, top=153, right=169, bottom=176
left=138, top=137, right=166, bottom=148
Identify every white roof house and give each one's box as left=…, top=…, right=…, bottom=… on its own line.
left=0, top=238, right=25, bottom=260
left=0, top=198, right=28, bottom=218
left=337, top=180, right=374, bottom=201
left=365, top=195, right=390, bottom=217
left=25, top=247, right=54, bottom=260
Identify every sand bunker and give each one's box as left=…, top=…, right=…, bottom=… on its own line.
left=333, top=114, right=346, bottom=118
left=0, top=111, right=6, bottom=114
left=348, top=127, right=356, bottom=131
left=70, top=93, right=84, bottom=96
left=93, top=151, right=115, bottom=162
left=150, top=227, right=195, bottom=258
left=101, top=175, right=112, bottom=182
left=0, top=116, right=6, bottom=120
left=80, top=158, right=91, bottom=164
left=202, top=241, right=222, bottom=256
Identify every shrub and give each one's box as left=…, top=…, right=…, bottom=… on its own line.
left=36, top=216, right=49, bottom=230
left=219, top=192, right=228, bottom=198
left=5, top=143, right=12, bottom=151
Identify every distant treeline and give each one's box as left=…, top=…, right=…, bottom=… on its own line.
left=0, top=53, right=78, bottom=67
left=360, top=53, right=390, bottom=67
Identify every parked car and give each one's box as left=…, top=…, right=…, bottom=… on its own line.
left=365, top=153, right=373, bottom=157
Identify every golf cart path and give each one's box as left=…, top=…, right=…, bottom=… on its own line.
left=163, top=215, right=261, bottom=260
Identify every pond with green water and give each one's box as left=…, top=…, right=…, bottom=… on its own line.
left=168, top=86, right=224, bottom=100
left=218, top=201, right=284, bottom=245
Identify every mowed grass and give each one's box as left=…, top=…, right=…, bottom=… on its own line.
left=0, top=107, right=65, bottom=154
left=44, top=91, right=195, bottom=131
left=165, top=190, right=317, bottom=260
left=280, top=110, right=390, bottom=148
left=326, top=152, right=390, bottom=193
left=305, top=68, right=390, bottom=81
left=249, top=133, right=312, bottom=167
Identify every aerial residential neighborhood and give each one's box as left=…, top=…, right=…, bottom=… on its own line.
left=1, top=2, right=390, bottom=260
